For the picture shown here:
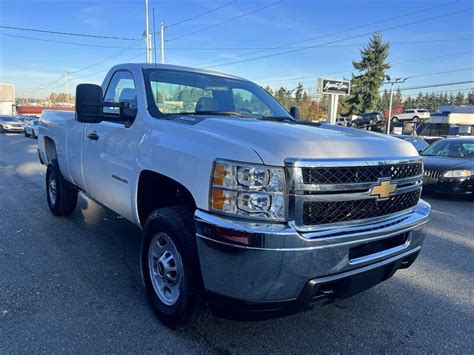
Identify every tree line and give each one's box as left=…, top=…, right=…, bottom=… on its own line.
left=264, top=32, right=474, bottom=121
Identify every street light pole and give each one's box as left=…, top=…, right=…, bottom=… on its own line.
left=160, top=22, right=165, bottom=64
left=145, top=0, right=152, bottom=63
left=384, top=76, right=409, bottom=134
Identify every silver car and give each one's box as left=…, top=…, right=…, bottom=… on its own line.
left=25, top=118, right=39, bottom=138
left=0, top=116, right=24, bottom=133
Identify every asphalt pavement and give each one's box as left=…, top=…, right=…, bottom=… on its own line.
left=1, top=133, right=473, bottom=353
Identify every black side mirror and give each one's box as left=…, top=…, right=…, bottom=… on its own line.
left=290, top=106, right=300, bottom=120
left=76, top=84, right=104, bottom=123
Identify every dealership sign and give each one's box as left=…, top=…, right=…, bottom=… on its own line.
left=318, top=78, right=351, bottom=95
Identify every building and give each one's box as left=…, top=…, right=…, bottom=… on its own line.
left=0, top=83, right=16, bottom=115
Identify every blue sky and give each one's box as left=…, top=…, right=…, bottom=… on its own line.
left=0, top=0, right=472, bottom=98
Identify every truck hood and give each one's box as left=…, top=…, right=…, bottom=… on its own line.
left=196, top=117, right=419, bottom=166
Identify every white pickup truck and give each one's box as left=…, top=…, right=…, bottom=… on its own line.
left=39, top=63, right=431, bottom=329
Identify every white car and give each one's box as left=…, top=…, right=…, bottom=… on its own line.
left=38, top=63, right=431, bottom=329
left=0, top=116, right=24, bottom=133
left=391, top=109, right=430, bottom=123
left=25, top=119, right=39, bottom=138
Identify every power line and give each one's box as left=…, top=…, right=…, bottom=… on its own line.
left=399, top=80, right=474, bottom=91
left=0, top=25, right=140, bottom=41
left=167, top=0, right=282, bottom=42
left=166, top=1, right=237, bottom=28
left=167, top=38, right=473, bottom=51
left=259, top=50, right=473, bottom=84
left=4, top=31, right=470, bottom=52
left=202, top=7, right=472, bottom=69
left=0, top=33, right=145, bottom=49
left=67, top=40, right=143, bottom=75
left=405, top=67, right=474, bottom=80
left=192, top=1, right=461, bottom=66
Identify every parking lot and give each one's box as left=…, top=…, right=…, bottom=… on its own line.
left=0, top=132, right=473, bottom=353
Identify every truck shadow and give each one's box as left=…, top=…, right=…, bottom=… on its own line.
left=69, top=191, right=472, bottom=353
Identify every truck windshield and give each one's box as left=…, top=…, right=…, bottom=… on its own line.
left=143, top=68, right=292, bottom=120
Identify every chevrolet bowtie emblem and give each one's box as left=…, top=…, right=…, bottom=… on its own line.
left=370, top=180, right=397, bottom=200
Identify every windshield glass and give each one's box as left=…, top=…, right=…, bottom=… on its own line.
left=402, top=137, right=429, bottom=151
left=1, top=117, right=16, bottom=122
left=143, top=69, right=291, bottom=120
left=423, top=140, right=474, bottom=159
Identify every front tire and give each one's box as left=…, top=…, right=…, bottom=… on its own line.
left=141, top=206, right=203, bottom=330
left=24, top=130, right=30, bottom=137
left=31, top=130, right=36, bottom=139
left=0, top=126, right=4, bottom=133
left=46, top=159, right=78, bottom=216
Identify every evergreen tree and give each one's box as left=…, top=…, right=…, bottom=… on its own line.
left=467, top=91, right=474, bottom=105
left=454, top=92, right=465, bottom=105
left=348, top=32, right=390, bottom=114
left=294, top=82, right=304, bottom=106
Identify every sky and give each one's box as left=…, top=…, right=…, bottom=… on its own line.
left=0, top=0, right=473, bottom=99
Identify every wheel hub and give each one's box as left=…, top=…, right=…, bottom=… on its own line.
left=148, top=233, right=183, bottom=306
left=48, top=174, right=57, bottom=205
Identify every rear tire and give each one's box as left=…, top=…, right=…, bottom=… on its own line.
left=24, top=130, right=30, bottom=137
left=31, top=130, right=36, bottom=139
left=46, top=159, right=78, bottom=216
left=0, top=126, right=4, bottom=133
left=141, top=206, right=203, bottom=330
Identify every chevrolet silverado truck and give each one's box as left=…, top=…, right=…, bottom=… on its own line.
left=38, top=63, right=431, bottom=329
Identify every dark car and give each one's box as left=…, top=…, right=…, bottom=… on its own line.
left=393, top=135, right=429, bottom=153
left=353, top=112, right=384, bottom=126
left=422, top=138, right=474, bottom=199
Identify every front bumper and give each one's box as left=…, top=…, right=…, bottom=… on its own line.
left=2, top=126, right=24, bottom=132
left=423, top=176, right=473, bottom=196
left=195, top=200, right=431, bottom=305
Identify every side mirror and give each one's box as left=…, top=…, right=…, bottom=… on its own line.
left=290, top=106, right=300, bottom=120
left=76, top=84, right=104, bottom=123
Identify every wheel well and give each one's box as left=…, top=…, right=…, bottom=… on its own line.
left=137, top=170, right=196, bottom=226
left=44, top=136, right=57, bottom=163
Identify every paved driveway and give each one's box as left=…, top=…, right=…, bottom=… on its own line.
left=1, top=133, right=473, bottom=353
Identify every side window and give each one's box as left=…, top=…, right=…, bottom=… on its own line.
left=103, top=71, right=136, bottom=118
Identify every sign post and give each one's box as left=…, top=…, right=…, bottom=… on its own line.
left=317, top=78, right=351, bottom=125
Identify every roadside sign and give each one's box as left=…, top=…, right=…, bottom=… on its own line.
left=318, top=78, right=351, bottom=95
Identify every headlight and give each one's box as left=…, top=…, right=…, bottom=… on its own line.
left=210, top=160, right=286, bottom=221
left=443, top=169, right=471, bottom=178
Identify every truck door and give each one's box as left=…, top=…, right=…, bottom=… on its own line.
left=82, top=70, right=138, bottom=221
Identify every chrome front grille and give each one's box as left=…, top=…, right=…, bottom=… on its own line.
left=303, top=189, right=421, bottom=225
left=302, top=163, right=422, bottom=184
left=286, top=158, right=423, bottom=232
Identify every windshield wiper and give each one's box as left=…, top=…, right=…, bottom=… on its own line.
left=188, top=111, right=252, bottom=118
left=259, top=116, right=295, bottom=122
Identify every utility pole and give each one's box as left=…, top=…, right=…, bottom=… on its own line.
left=384, top=76, right=408, bottom=134
left=64, top=73, right=69, bottom=104
left=160, top=22, right=165, bottom=64
left=145, top=0, right=152, bottom=63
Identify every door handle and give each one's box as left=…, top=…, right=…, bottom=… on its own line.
left=87, top=132, right=99, bottom=140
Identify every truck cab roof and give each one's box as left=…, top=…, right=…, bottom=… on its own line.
left=108, top=63, right=249, bottom=82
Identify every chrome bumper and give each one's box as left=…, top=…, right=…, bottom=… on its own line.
left=195, top=200, right=431, bottom=303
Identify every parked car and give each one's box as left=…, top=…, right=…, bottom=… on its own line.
left=422, top=138, right=474, bottom=199
left=353, top=112, right=384, bottom=126
left=0, top=115, right=24, bottom=133
left=38, top=63, right=431, bottom=329
left=335, top=117, right=352, bottom=127
left=25, top=119, right=40, bottom=138
left=391, top=109, right=430, bottom=123
left=392, top=135, right=429, bottom=153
